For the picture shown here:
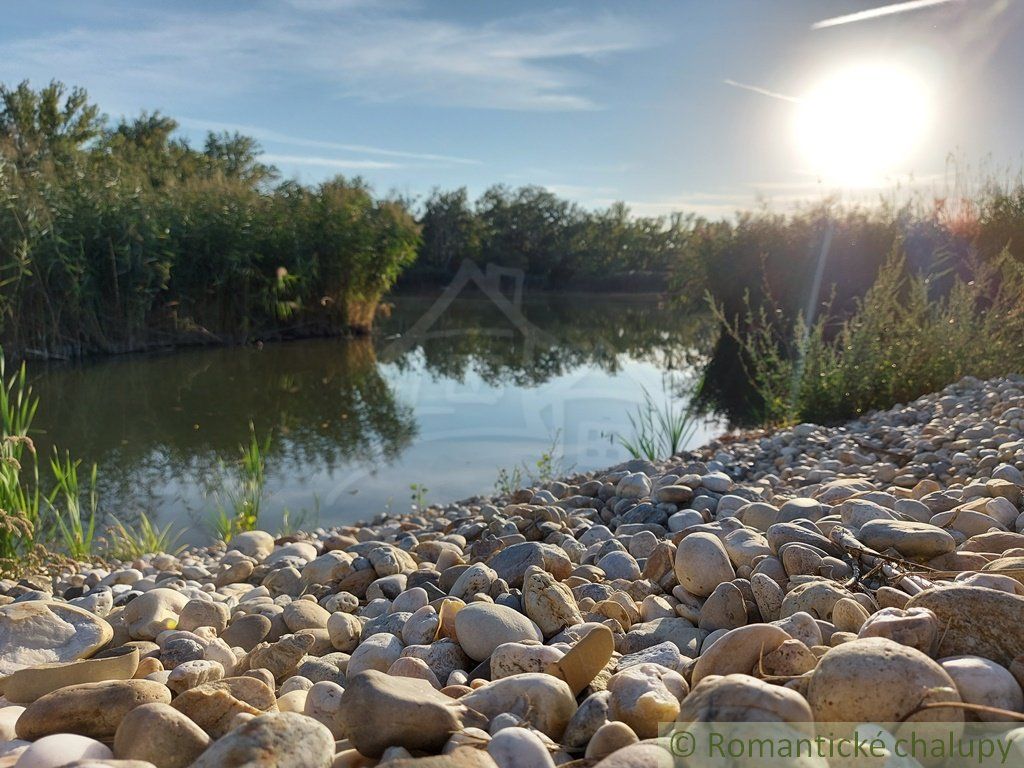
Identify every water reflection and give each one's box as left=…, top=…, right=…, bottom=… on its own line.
left=28, top=292, right=715, bottom=534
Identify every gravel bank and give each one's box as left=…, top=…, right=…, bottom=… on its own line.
left=3, top=374, right=1024, bottom=766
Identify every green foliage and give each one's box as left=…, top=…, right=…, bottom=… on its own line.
left=105, top=512, right=182, bottom=561
left=409, top=482, right=429, bottom=510
left=719, top=247, right=1024, bottom=424
left=615, top=386, right=701, bottom=461
left=410, top=186, right=693, bottom=286
left=45, top=450, right=98, bottom=561
left=0, top=80, right=421, bottom=358
left=0, top=353, right=42, bottom=558
left=494, top=430, right=574, bottom=495
left=211, top=422, right=270, bottom=542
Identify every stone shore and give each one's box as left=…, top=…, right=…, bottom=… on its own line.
left=4, top=374, right=1024, bottom=767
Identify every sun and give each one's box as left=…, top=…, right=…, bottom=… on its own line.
left=793, top=61, right=932, bottom=187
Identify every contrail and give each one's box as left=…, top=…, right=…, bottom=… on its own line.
left=723, top=79, right=801, bottom=103
left=813, top=0, right=960, bottom=29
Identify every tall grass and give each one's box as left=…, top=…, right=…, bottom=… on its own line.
left=210, top=422, right=270, bottom=542
left=0, top=352, right=41, bottom=558
left=46, top=450, right=98, bottom=560
left=717, top=247, right=1024, bottom=424
left=615, top=386, right=701, bottom=461
left=105, top=512, right=182, bottom=560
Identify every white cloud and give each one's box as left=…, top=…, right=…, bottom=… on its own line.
left=179, top=118, right=480, bottom=166
left=0, top=4, right=655, bottom=113
left=260, top=153, right=400, bottom=170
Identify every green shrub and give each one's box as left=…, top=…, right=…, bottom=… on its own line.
left=717, top=247, right=1024, bottom=425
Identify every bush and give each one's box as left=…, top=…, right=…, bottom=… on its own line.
left=717, top=247, right=1024, bottom=425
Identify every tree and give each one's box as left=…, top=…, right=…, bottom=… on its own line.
left=418, top=187, right=482, bottom=278
left=0, top=80, right=102, bottom=171
left=203, top=131, right=277, bottom=185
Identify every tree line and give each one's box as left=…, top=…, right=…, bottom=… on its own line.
left=0, top=80, right=420, bottom=358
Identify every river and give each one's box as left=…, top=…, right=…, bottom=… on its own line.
left=27, top=290, right=721, bottom=542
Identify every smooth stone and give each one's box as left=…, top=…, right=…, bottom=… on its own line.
left=522, top=568, right=582, bottom=638
left=906, top=586, right=1024, bottom=665
left=230, top=531, right=276, bottom=561
left=170, top=677, right=278, bottom=737
left=858, top=520, right=956, bottom=559
left=189, top=712, right=333, bottom=768
left=167, top=659, right=225, bottom=695
left=338, top=670, right=484, bottom=757
left=618, top=618, right=707, bottom=658
left=585, top=721, right=639, bottom=761
left=177, top=600, right=230, bottom=634
left=678, top=673, right=813, bottom=723
left=486, top=727, right=556, bottom=768
left=490, top=642, right=563, bottom=680
left=303, top=680, right=345, bottom=739
left=1, top=648, right=139, bottom=704
left=856, top=606, right=937, bottom=655
left=12, top=734, right=112, bottom=768
left=673, top=533, right=735, bottom=598
left=461, top=673, right=577, bottom=739
left=0, top=602, right=113, bottom=675
left=380, top=747, right=499, bottom=768
left=220, top=614, right=271, bottom=652
left=562, top=691, right=612, bottom=751
left=486, top=543, right=572, bottom=588
left=607, top=663, right=688, bottom=738
left=16, top=679, right=171, bottom=741
left=807, top=637, right=962, bottom=723
left=548, top=625, right=615, bottom=696
left=697, top=582, right=747, bottom=632
left=454, top=603, right=543, bottom=661
left=591, top=744, right=675, bottom=768
left=123, top=589, right=189, bottom=641
left=691, top=624, right=791, bottom=685
left=617, top=641, right=681, bottom=672
left=345, top=632, right=403, bottom=677
left=940, top=656, right=1024, bottom=721
left=113, top=702, right=211, bottom=768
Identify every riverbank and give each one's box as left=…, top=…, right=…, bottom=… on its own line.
left=2, top=373, right=1024, bottom=765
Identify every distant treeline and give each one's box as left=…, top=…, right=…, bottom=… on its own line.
left=408, top=186, right=692, bottom=288
left=0, top=80, right=420, bottom=358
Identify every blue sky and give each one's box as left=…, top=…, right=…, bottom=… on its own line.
left=2, top=0, right=1021, bottom=217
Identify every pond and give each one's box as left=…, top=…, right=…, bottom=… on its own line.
left=27, top=286, right=721, bottom=542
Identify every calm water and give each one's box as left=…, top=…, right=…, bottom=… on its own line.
left=28, top=292, right=719, bottom=542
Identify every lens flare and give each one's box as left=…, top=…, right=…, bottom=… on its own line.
left=794, top=61, right=932, bottom=187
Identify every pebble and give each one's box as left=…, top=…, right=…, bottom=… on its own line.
left=673, top=532, right=735, bottom=597
left=454, top=603, right=543, bottom=661
left=0, top=602, right=112, bottom=675
left=12, top=734, right=112, bottom=768
left=607, top=663, right=688, bottom=738
left=486, top=727, right=556, bottom=768
left=189, top=712, right=333, bottom=768
left=6, top=374, right=1024, bottom=764
left=338, top=670, right=484, bottom=757
left=15, top=679, right=171, bottom=740
left=807, top=637, right=962, bottom=722
left=1, top=648, right=139, bottom=704
left=113, top=702, right=211, bottom=768
left=461, top=673, right=577, bottom=739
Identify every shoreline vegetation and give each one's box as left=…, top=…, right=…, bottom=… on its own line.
left=4, top=82, right=1024, bottom=427
left=3, top=79, right=1024, bottom=560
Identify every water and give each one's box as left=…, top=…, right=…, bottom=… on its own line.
left=27, top=291, right=720, bottom=542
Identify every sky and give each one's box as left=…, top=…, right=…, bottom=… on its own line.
left=1, top=0, right=1022, bottom=218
